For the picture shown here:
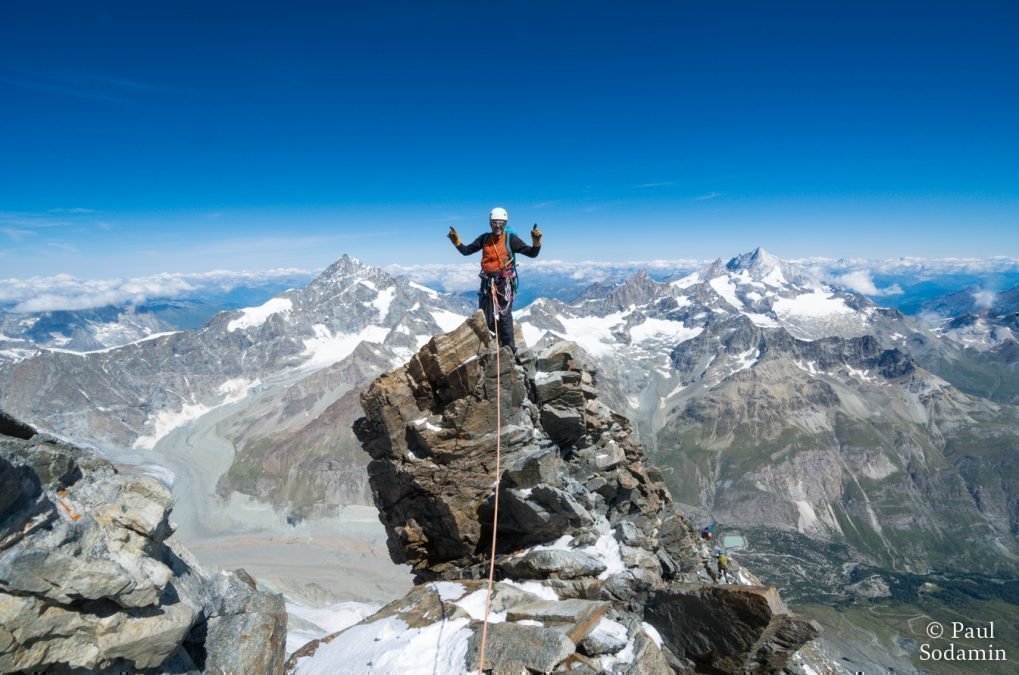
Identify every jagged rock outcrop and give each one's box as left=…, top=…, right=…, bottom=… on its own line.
left=289, top=313, right=824, bottom=674
left=0, top=410, right=286, bottom=674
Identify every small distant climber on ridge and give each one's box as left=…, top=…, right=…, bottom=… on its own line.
left=717, top=548, right=731, bottom=583
left=448, top=207, right=542, bottom=354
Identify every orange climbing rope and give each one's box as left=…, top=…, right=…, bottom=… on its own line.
left=477, top=281, right=505, bottom=674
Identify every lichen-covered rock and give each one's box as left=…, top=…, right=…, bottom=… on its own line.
left=0, top=413, right=286, bottom=674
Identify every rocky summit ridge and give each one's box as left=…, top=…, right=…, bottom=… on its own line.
left=289, top=313, right=828, bottom=674
left=0, top=410, right=287, bottom=674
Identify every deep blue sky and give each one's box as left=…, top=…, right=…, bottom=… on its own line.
left=2, top=1, right=1017, bottom=278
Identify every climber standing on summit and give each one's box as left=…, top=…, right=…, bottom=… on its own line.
left=448, top=207, right=542, bottom=353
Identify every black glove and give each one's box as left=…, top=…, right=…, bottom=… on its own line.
left=448, top=226, right=461, bottom=246
left=531, top=224, right=542, bottom=246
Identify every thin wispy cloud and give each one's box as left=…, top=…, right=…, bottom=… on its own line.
left=635, top=181, right=675, bottom=189
left=90, top=73, right=166, bottom=93
left=0, top=67, right=178, bottom=106
left=581, top=200, right=627, bottom=213
left=48, top=207, right=98, bottom=215
left=47, top=242, right=80, bottom=255
left=1, top=227, right=35, bottom=241
left=694, top=192, right=723, bottom=201
left=0, top=211, right=74, bottom=229
left=187, top=232, right=399, bottom=257
left=0, top=75, right=128, bottom=104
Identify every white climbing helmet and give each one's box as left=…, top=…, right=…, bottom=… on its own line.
left=489, top=207, right=508, bottom=222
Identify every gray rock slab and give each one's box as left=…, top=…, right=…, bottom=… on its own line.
left=499, top=548, right=607, bottom=580
left=466, top=621, right=575, bottom=673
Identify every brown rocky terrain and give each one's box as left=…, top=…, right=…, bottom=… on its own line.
left=287, top=313, right=831, bottom=674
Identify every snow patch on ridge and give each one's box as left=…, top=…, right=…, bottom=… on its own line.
left=773, top=290, right=854, bottom=319
left=629, top=318, right=702, bottom=344
left=430, top=308, right=467, bottom=333
left=669, top=272, right=701, bottom=289
left=503, top=580, right=559, bottom=601
left=218, top=377, right=261, bottom=402
left=409, top=281, right=440, bottom=297
left=370, top=287, right=396, bottom=319
left=134, top=401, right=213, bottom=450
left=455, top=590, right=506, bottom=623
left=709, top=276, right=742, bottom=310
left=429, top=582, right=467, bottom=602
left=546, top=311, right=629, bottom=356
left=301, top=324, right=390, bottom=371
left=590, top=532, right=626, bottom=580
left=290, top=615, right=472, bottom=675
left=762, top=266, right=788, bottom=287
left=285, top=600, right=381, bottom=657
left=227, top=297, right=293, bottom=332
left=742, top=312, right=780, bottom=328
left=133, top=377, right=262, bottom=449
left=731, top=348, right=760, bottom=373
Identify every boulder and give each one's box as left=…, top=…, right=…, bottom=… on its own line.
left=541, top=404, right=585, bottom=446
left=645, top=584, right=822, bottom=674
left=0, top=415, right=287, bottom=674
left=505, top=598, right=610, bottom=643
left=499, top=549, right=607, bottom=580
left=466, top=622, right=575, bottom=673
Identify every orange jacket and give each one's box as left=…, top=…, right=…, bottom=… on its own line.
left=481, top=232, right=512, bottom=274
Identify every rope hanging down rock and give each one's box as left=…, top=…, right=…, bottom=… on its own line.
left=477, top=281, right=505, bottom=675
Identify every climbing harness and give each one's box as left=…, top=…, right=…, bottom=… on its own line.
left=481, top=270, right=514, bottom=322
left=478, top=281, right=504, bottom=675
left=480, top=229, right=519, bottom=295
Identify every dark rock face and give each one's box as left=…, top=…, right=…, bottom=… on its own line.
left=0, top=412, right=286, bottom=674
left=304, top=316, right=826, bottom=673
left=354, top=313, right=672, bottom=579
left=646, top=585, right=821, bottom=674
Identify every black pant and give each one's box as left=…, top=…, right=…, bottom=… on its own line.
left=479, top=275, right=516, bottom=353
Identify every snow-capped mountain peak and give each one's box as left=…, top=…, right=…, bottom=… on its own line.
left=723, top=247, right=799, bottom=286
left=725, top=247, right=780, bottom=274
left=0, top=254, right=474, bottom=451
left=517, top=249, right=887, bottom=377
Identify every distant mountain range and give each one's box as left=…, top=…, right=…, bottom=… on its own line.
left=0, top=256, right=472, bottom=517
left=514, top=248, right=1019, bottom=579
left=0, top=272, right=314, bottom=358
left=3, top=248, right=1017, bottom=673
left=3, top=250, right=1018, bottom=574
left=5, top=256, right=1017, bottom=361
